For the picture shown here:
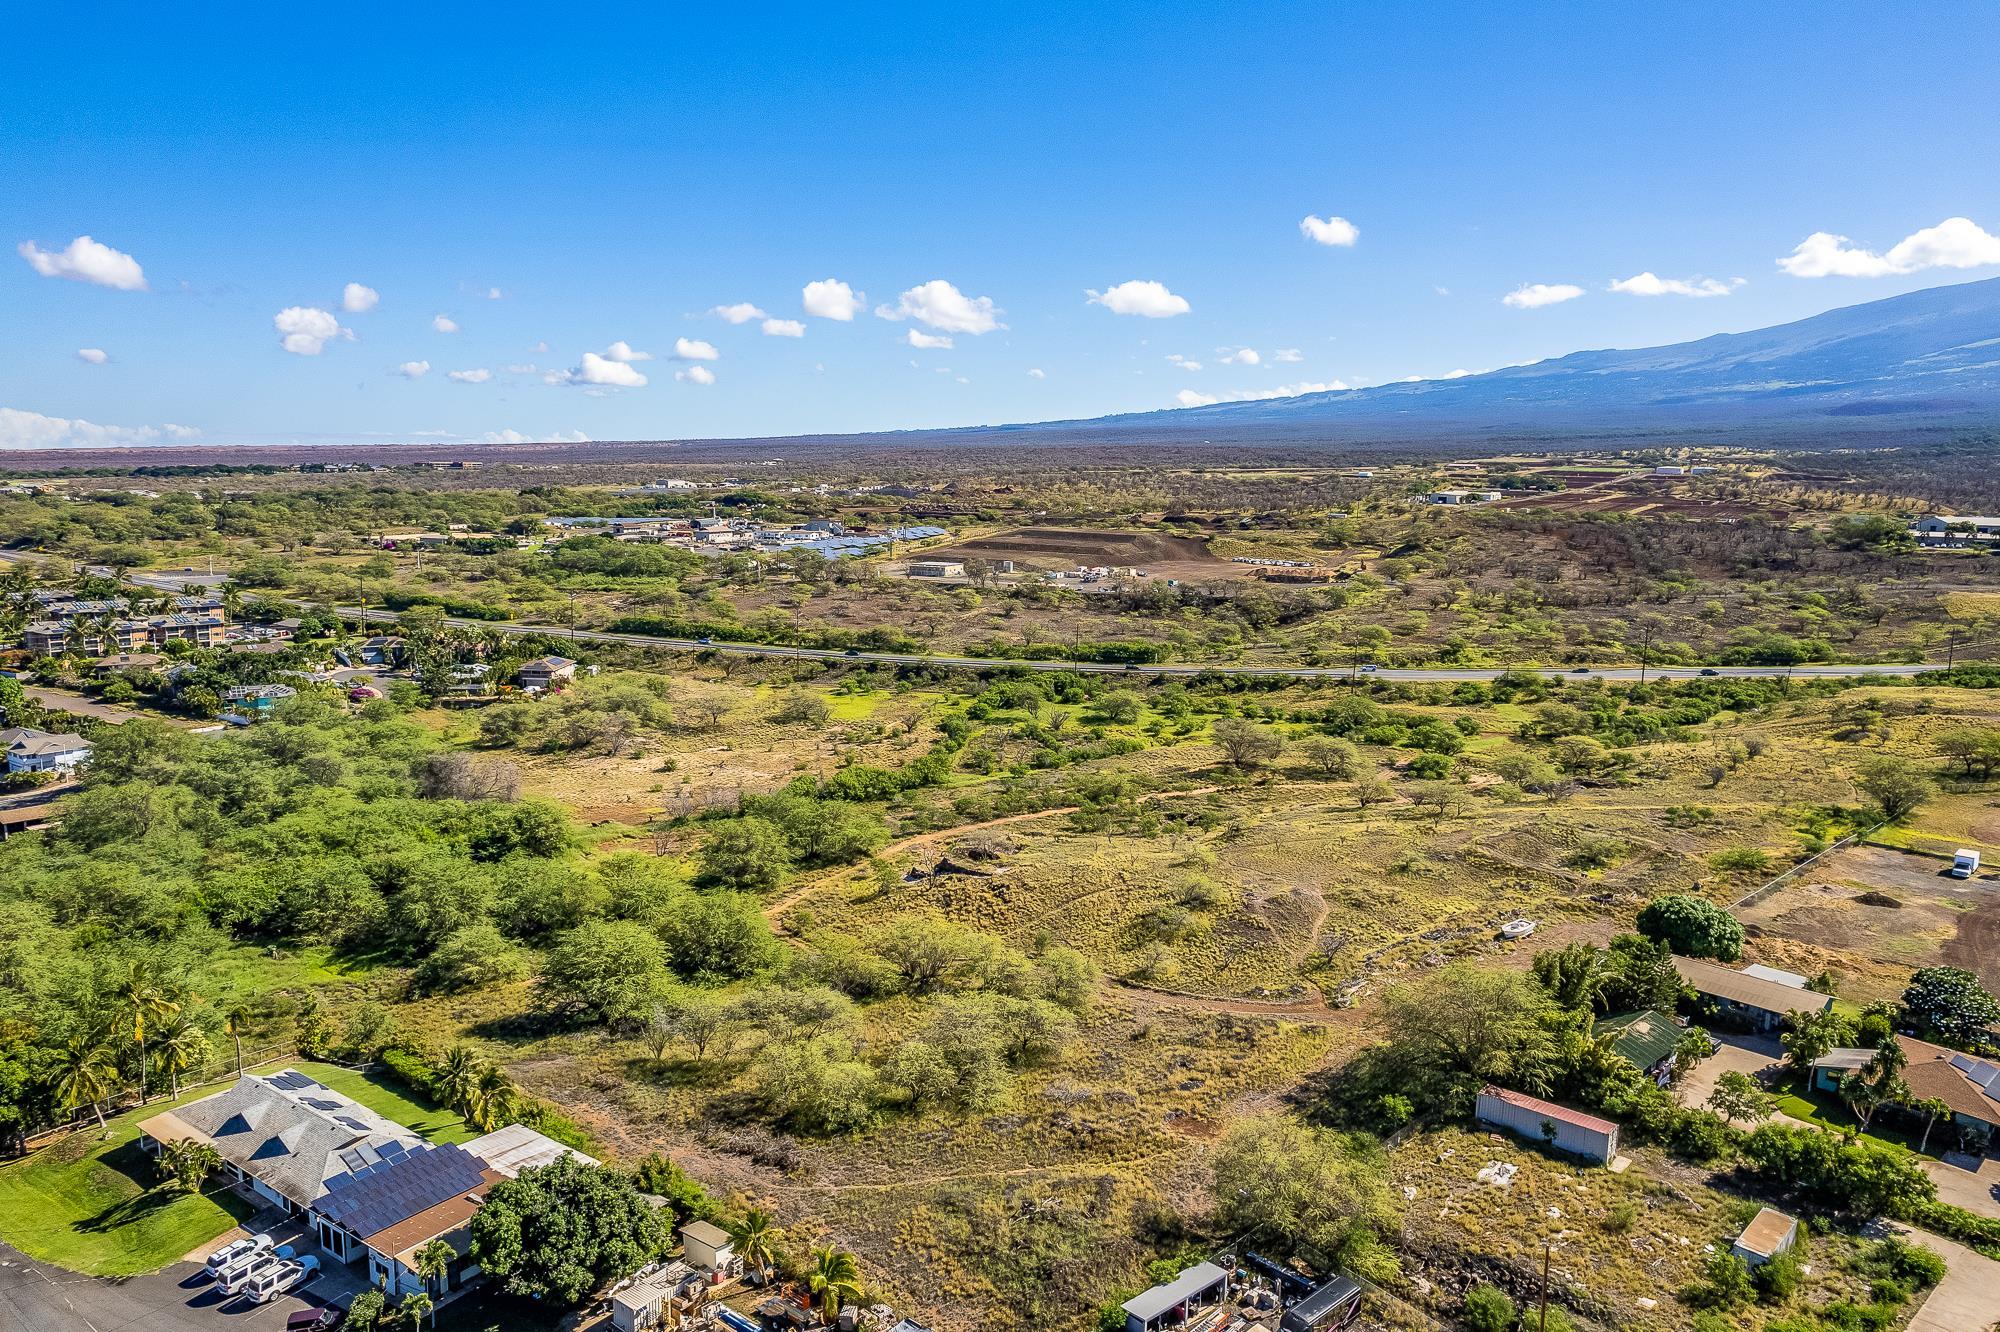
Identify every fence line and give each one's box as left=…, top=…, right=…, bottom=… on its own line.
left=1729, top=818, right=1888, bottom=913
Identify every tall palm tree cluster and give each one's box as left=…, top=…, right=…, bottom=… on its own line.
left=53, top=960, right=216, bottom=1128
left=431, top=1045, right=519, bottom=1133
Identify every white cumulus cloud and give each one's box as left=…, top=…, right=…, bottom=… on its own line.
left=1173, top=381, right=1347, bottom=409
left=906, top=329, right=953, bottom=350
left=432, top=314, right=459, bottom=333
left=1608, top=272, right=1742, bottom=297
left=342, top=282, right=380, bottom=313
left=874, top=279, right=1004, bottom=334
left=552, top=351, right=649, bottom=388
left=710, top=302, right=767, bottom=324
left=604, top=340, right=652, bottom=362
left=17, top=235, right=147, bottom=290
left=396, top=360, right=430, bottom=379
left=1219, top=347, right=1261, bottom=365
left=479, top=428, right=590, bottom=445
left=1777, top=217, right=2000, bottom=278
left=803, top=279, right=864, bottom=321
left=487, top=287, right=504, bottom=300
left=1087, top=280, right=1190, bottom=317
left=1027, top=368, right=1045, bottom=379
left=761, top=318, right=805, bottom=337
left=672, top=337, right=720, bottom=361
left=1502, top=283, right=1585, bottom=309
left=273, top=306, right=351, bottom=355
left=448, top=368, right=491, bottom=383
left=677, top=365, right=716, bottom=386
left=1273, top=348, right=1303, bottom=363
left=1299, top=214, right=1360, bottom=247
left=75, top=348, right=109, bottom=365
left=0, top=406, right=196, bottom=448
left=1167, top=354, right=1203, bottom=371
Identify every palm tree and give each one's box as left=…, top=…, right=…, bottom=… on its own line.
left=732, top=1209, right=781, bottom=1286
left=413, top=1238, right=456, bottom=1313
left=435, top=1046, right=480, bottom=1119
left=53, top=1036, right=116, bottom=1129
left=398, top=1291, right=434, bottom=1329
left=112, top=962, right=181, bottom=1106
left=468, top=1064, right=515, bottom=1133
left=223, top=1004, right=250, bottom=1075
left=154, top=1010, right=209, bottom=1099
left=807, top=1246, right=861, bottom=1321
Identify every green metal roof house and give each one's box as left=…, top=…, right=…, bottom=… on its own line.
left=1592, top=1009, right=1692, bottom=1082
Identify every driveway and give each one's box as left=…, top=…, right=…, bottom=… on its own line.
left=1674, top=1033, right=1786, bottom=1117
left=0, top=1241, right=338, bottom=1332
left=1921, top=1153, right=2000, bottom=1221
left=1890, top=1224, right=2000, bottom=1332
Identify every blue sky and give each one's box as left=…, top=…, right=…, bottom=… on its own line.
left=6, top=3, right=2000, bottom=449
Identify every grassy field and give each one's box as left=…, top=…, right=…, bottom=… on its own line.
left=0, top=1059, right=471, bottom=1276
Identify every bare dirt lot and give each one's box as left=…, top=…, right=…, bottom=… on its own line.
left=1738, top=843, right=1999, bottom=997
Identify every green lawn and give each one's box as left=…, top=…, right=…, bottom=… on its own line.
left=0, top=1058, right=472, bottom=1276
left=1771, top=1081, right=1941, bottom=1158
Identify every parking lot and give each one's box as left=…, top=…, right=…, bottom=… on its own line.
left=0, top=1225, right=353, bottom=1332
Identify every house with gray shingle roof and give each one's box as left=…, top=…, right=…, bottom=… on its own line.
left=137, top=1069, right=422, bottom=1216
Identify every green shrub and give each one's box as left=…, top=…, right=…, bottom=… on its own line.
left=1462, top=1283, right=1516, bottom=1332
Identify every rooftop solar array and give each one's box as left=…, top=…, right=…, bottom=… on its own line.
left=1950, top=1053, right=2000, bottom=1101
left=315, top=1143, right=487, bottom=1238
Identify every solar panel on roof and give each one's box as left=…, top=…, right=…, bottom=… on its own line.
left=315, top=1144, right=488, bottom=1238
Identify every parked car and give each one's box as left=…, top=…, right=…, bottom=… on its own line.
left=287, top=1309, right=342, bottom=1332
left=204, top=1233, right=272, bottom=1279
left=245, top=1254, right=319, bottom=1304
left=217, top=1244, right=295, bottom=1296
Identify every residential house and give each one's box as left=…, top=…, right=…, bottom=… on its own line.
left=906, top=560, right=966, bottom=579
left=357, top=636, right=405, bottom=667
left=310, top=1142, right=503, bottom=1298
left=1731, top=1208, right=1798, bottom=1267
left=462, top=1122, right=599, bottom=1177
left=1121, top=1262, right=1232, bottom=1332
left=1673, top=956, right=1834, bottom=1031
left=1592, top=1009, right=1693, bottom=1084
left=1912, top=514, right=2000, bottom=547
left=136, top=1070, right=423, bottom=1217
left=223, top=683, right=297, bottom=713
left=516, top=656, right=577, bottom=691
left=94, top=652, right=165, bottom=675
left=0, top=727, right=92, bottom=774
left=1475, top=1085, right=1620, bottom=1164
left=1812, top=1037, right=2000, bottom=1144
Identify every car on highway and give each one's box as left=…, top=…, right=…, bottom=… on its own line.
left=1359, top=663, right=1378, bottom=673
left=1571, top=666, right=1591, bottom=673
left=697, top=636, right=713, bottom=645
left=1699, top=667, right=1720, bottom=676
left=204, top=1233, right=272, bottom=1279
left=844, top=648, right=861, bottom=656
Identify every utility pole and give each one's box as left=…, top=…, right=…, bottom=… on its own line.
left=1948, top=630, right=1959, bottom=669
left=1538, top=1236, right=1552, bottom=1332
left=567, top=591, right=578, bottom=647
left=1637, top=624, right=1652, bottom=687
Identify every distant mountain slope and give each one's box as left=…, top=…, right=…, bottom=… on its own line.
left=1036, top=275, right=2000, bottom=438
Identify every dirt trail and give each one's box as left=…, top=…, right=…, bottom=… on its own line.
left=1111, top=977, right=1343, bottom=1023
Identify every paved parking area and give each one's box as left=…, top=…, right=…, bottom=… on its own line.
left=1921, top=1152, right=2000, bottom=1221
left=0, top=1241, right=339, bottom=1332
left=1674, top=1033, right=1787, bottom=1117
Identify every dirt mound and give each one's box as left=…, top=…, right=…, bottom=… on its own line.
left=1854, top=891, right=1903, bottom=908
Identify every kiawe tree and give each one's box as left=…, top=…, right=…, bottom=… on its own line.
left=469, top=1156, right=667, bottom=1306
left=1635, top=893, right=1744, bottom=961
